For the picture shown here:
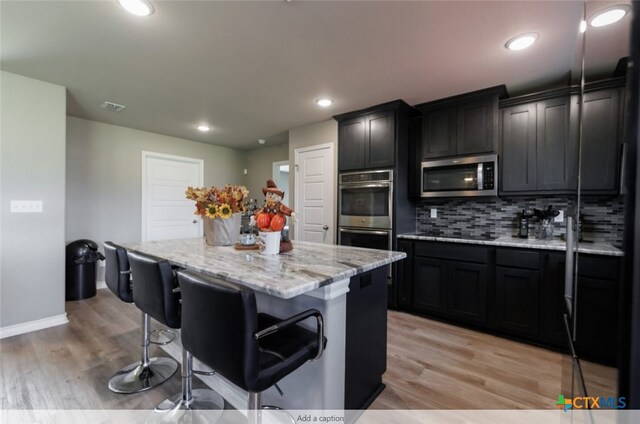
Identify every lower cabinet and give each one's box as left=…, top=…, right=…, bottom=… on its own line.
left=494, top=266, right=539, bottom=336
left=411, top=242, right=488, bottom=324
left=398, top=240, right=621, bottom=365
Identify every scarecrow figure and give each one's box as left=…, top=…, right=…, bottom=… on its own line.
left=250, top=180, right=296, bottom=252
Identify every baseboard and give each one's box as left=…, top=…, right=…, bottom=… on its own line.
left=96, top=281, right=107, bottom=290
left=0, top=313, right=69, bottom=339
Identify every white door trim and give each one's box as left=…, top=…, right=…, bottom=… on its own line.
left=294, top=142, right=335, bottom=242
left=141, top=151, right=204, bottom=242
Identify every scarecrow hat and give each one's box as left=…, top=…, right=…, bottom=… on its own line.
left=262, top=179, right=284, bottom=197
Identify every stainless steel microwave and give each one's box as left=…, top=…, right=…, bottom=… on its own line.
left=421, top=154, right=498, bottom=198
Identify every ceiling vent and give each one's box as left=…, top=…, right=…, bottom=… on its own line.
left=100, top=101, right=126, bottom=112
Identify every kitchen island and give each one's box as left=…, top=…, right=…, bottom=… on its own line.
left=122, top=238, right=406, bottom=411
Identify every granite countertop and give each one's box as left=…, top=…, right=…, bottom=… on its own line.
left=397, top=233, right=623, bottom=257
left=122, top=238, right=406, bottom=299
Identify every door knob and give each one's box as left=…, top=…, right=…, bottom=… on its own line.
left=192, top=220, right=197, bottom=224
left=323, top=225, right=329, bottom=230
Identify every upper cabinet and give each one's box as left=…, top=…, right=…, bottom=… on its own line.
left=500, top=92, right=579, bottom=194
left=335, top=100, right=415, bottom=172
left=580, top=81, right=625, bottom=194
left=499, top=79, right=625, bottom=195
left=500, top=89, right=579, bottom=194
left=415, top=86, right=506, bottom=160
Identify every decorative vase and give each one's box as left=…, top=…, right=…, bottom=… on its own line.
left=258, top=231, right=281, bottom=255
left=203, top=213, right=242, bottom=246
left=539, top=219, right=554, bottom=240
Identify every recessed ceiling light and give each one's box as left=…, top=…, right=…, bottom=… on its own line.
left=315, top=98, right=334, bottom=107
left=505, top=33, right=539, bottom=51
left=579, top=20, right=587, bottom=33
left=197, top=125, right=210, bottom=132
left=258, top=139, right=266, bottom=145
left=118, top=0, right=154, bottom=17
left=589, top=5, right=629, bottom=27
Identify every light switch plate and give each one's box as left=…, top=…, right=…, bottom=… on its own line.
left=430, top=208, right=437, bottom=218
left=10, top=200, right=43, bottom=213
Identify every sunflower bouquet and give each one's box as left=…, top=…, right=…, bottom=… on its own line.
left=185, top=185, right=249, bottom=219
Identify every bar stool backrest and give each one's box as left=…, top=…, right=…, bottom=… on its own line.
left=177, top=270, right=260, bottom=392
left=103, top=242, right=133, bottom=303
left=128, top=250, right=181, bottom=329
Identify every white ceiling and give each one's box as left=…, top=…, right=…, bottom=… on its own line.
left=0, top=1, right=631, bottom=149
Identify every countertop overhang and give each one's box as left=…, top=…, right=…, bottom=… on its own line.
left=397, top=233, right=623, bottom=257
left=122, top=238, right=406, bottom=299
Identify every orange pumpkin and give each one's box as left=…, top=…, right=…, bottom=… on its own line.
left=270, top=214, right=286, bottom=231
left=256, top=212, right=271, bottom=230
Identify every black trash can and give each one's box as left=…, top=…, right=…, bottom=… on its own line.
left=65, top=239, right=105, bottom=301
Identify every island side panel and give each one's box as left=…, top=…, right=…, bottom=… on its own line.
left=255, top=280, right=349, bottom=410
left=345, top=267, right=388, bottom=409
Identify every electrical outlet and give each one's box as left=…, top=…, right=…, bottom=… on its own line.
left=555, top=210, right=564, bottom=223
left=10, top=200, right=43, bottom=213
left=430, top=208, right=437, bottom=218
left=243, top=169, right=248, bottom=175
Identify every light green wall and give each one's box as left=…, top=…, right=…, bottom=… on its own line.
left=66, top=117, right=246, bottom=246
left=243, top=143, right=289, bottom=203
left=1, top=71, right=67, bottom=328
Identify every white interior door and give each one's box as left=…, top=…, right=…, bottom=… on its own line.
left=294, top=143, right=334, bottom=244
left=142, top=151, right=203, bottom=241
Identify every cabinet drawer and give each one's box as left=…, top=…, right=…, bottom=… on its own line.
left=577, top=255, right=619, bottom=280
left=414, top=241, right=489, bottom=264
left=496, top=249, right=539, bottom=270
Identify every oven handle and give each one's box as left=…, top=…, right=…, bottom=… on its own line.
left=339, top=228, right=391, bottom=236
left=338, top=182, right=391, bottom=189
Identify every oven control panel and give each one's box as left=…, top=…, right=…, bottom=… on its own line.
left=340, top=170, right=393, bottom=184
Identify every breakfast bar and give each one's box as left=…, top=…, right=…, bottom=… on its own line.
left=122, top=238, right=406, bottom=411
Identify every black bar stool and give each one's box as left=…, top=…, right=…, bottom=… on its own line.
left=175, top=270, right=326, bottom=424
left=105, top=249, right=181, bottom=393
left=104, top=242, right=178, bottom=394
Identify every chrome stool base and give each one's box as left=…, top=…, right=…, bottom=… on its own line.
left=108, top=357, right=178, bottom=394
left=149, top=328, right=177, bottom=345
left=150, top=389, right=224, bottom=424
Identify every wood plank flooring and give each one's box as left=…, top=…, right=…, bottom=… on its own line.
left=0, top=290, right=616, bottom=410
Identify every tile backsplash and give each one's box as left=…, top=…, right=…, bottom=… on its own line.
left=416, top=195, right=625, bottom=247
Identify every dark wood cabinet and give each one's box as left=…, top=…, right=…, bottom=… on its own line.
left=447, top=261, right=488, bottom=324
left=399, top=240, right=620, bottom=365
left=337, top=111, right=391, bottom=172
left=335, top=101, right=415, bottom=172
left=338, top=116, right=366, bottom=171
left=365, top=111, right=395, bottom=169
left=540, top=252, right=566, bottom=345
left=412, top=242, right=489, bottom=323
left=395, top=240, right=413, bottom=308
left=421, top=107, right=457, bottom=158
left=494, top=266, right=540, bottom=336
left=535, top=96, right=578, bottom=191
left=500, top=79, right=625, bottom=195
left=500, top=103, right=537, bottom=192
left=413, top=257, right=448, bottom=315
left=581, top=86, right=623, bottom=193
left=417, top=86, right=505, bottom=160
left=500, top=92, right=578, bottom=194
left=456, top=97, right=497, bottom=156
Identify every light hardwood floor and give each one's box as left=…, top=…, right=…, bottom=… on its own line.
left=0, top=290, right=616, bottom=410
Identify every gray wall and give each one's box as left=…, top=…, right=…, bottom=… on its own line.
left=66, top=117, right=246, bottom=246
left=243, top=143, right=289, bottom=203
left=288, top=119, right=338, bottom=241
left=1, top=72, right=67, bottom=327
